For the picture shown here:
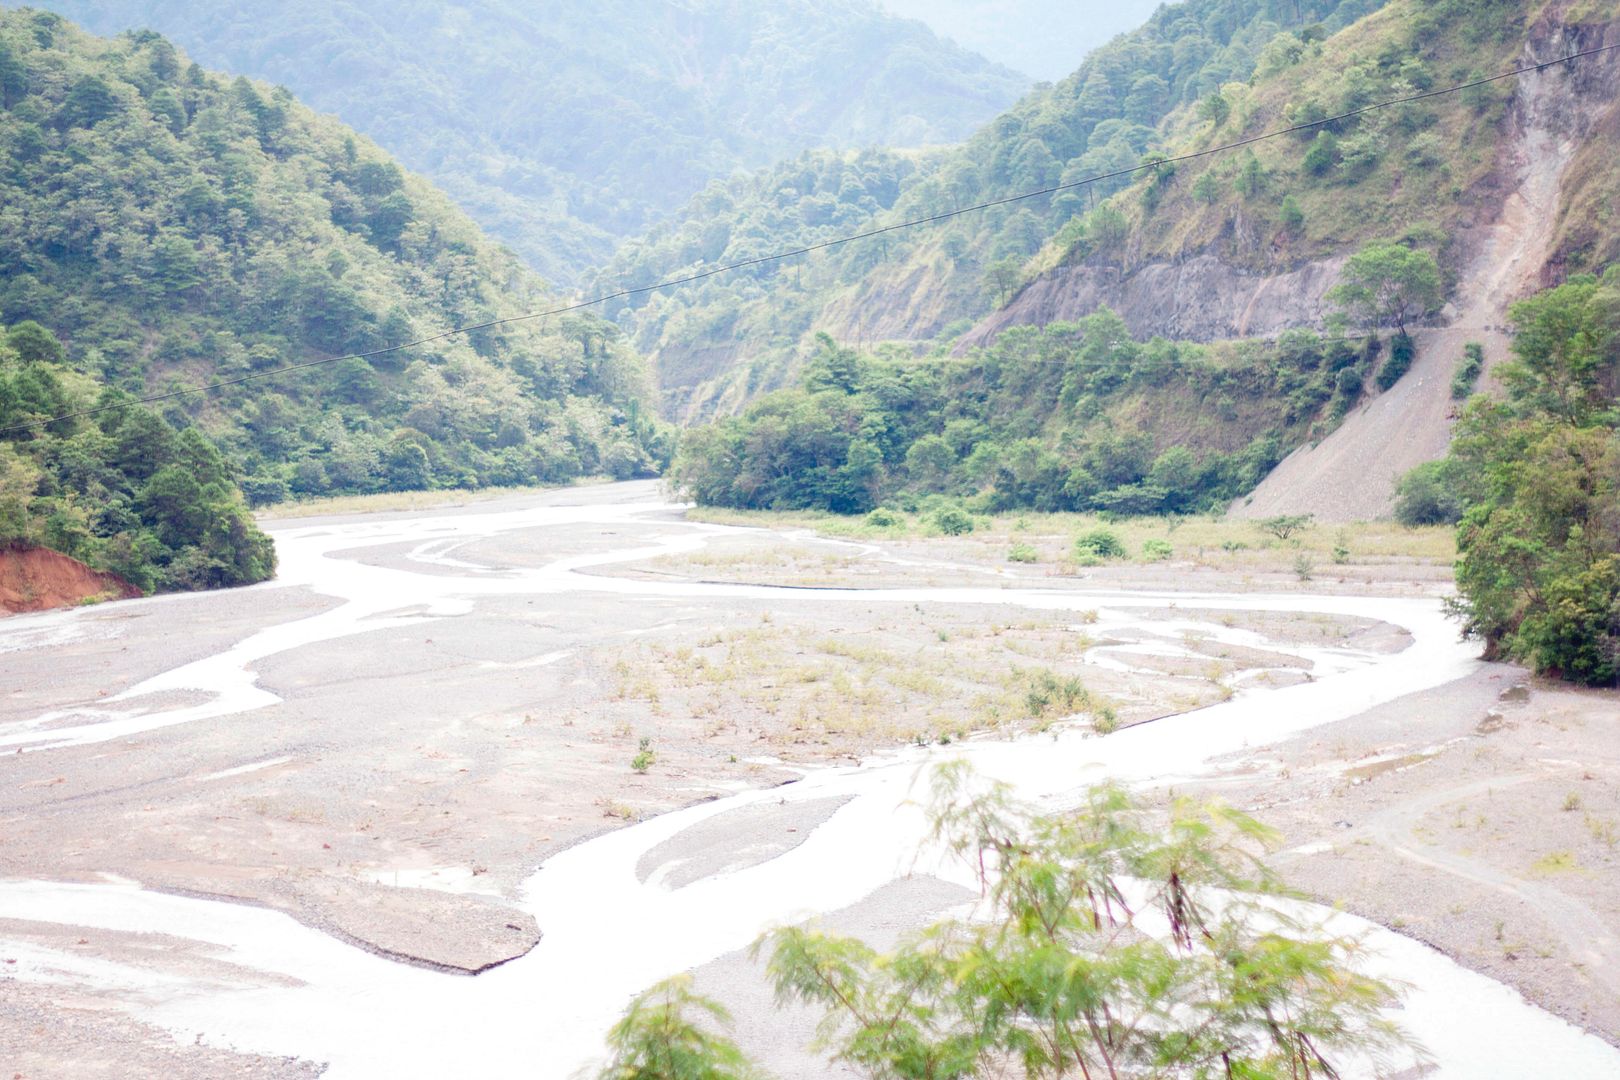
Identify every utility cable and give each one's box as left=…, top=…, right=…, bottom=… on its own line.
left=4, top=41, right=1616, bottom=437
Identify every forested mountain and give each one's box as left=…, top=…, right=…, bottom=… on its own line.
left=0, top=9, right=667, bottom=517
left=999, top=0, right=1620, bottom=316
left=32, top=0, right=1030, bottom=285
left=878, top=0, right=1165, bottom=82
left=596, top=0, right=1390, bottom=420
left=665, top=0, right=1620, bottom=538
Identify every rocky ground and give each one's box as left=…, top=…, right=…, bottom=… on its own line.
left=1, top=483, right=1613, bottom=1076
left=1207, top=669, right=1620, bottom=1040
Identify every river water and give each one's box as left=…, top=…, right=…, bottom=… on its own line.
left=2, top=486, right=1616, bottom=1078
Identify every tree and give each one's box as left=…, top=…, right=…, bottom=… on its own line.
left=0, top=445, right=42, bottom=544
left=5, top=321, right=65, bottom=366
left=1123, top=74, right=1169, bottom=125
left=367, top=192, right=415, bottom=251
left=57, top=73, right=119, bottom=127
left=983, top=256, right=1024, bottom=305
left=1452, top=421, right=1619, bottom=684
left=1258, top=514, right=1314, bottom=541
left=1302, top=130, right=1339, bottom=176
left=1197, top=91, right=1231, bottom=128
left=904, top=434, right=954, bottom=490
left=0, top=39, right=26, bottom=109
left=1232, top=152, right=1265, bottom=198
left=597, top=976, right=759, bottom=1080
left=1393, top=460, right=1463, bottom=526
left=613, top=764, right=1409, bottom=1079
left=802, top=334, right=864, bottom=395
left=1498, top=275, right=1619, bottom=425
left=1280, top=195, right=1305, bottom=234
left=1085, top=204, right=1129, bottom=259
left=1327, top=242, right=1443, bottom=334
left=1147, top=445, right=1201, bottom=511
left=137, top=464, right=209, bottom=547
left=1446, top=270, right=1620, bottom=686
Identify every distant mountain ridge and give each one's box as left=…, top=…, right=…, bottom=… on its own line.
left=878, top=0, right=1164, bottom=82
left=29, top=0, right=1030, bottom=284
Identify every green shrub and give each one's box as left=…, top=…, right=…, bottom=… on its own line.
left=865, top=507, right=903, bottom=528
left=1393, top=460, right=1462, bottom=526
left=1451, top=341, right=1484, bottom=400
left=1376, top=333, right=1415, bottom=391
left=1280, top=195, right=1305, bottom=233
left=1074, top=527, right=1126, bottom=559
left=1303, top=130, right=1339, bottom=176
left=1334, top=368, right=1365, bottom=400
left=1007, top=541, right=1038, bottom=563
left=631, top=737, right=656, bottom=774
left=1141, top=538, right=1174, bottom=561
left=930, top=505, right=975, bottom=535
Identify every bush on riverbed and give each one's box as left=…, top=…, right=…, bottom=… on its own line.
left=1074, top=526, right=1126, bottom=560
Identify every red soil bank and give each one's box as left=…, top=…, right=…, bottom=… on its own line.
left=0, top=546, right=141, bottom=614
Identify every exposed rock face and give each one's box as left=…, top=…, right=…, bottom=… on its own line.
left=0, top=547, right=140, bottom=614
left=958, top=253, right=1346, bottom=350
left=1237, top=17, right=1620, bottom=521
left=955, top=14, right=1619, bottom=522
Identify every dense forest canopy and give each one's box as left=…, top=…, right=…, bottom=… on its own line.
left=0, top=9, right=668, bottom=508
left=669, top=313, right=1395, bottom=516
left=0, top=320, right=275, bottom=592
left=33, top=0, right=1030, bottom=284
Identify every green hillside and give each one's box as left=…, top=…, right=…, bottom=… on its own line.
left=35, top=0, right=1030, bottom=285
left=1037, top=0, right=1619, bottom=285
left=599, top=0, right=1389, bottom=419
left=0, top=9, right=667, bottom=512
left=666, top=0, right=1620, bottom=528
left=670, top=316, right=1379, bottom=516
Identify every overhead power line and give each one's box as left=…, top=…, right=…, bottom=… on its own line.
left=5, top=40, right=1617, bottom=438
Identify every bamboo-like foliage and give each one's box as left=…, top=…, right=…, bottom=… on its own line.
left=606, top=762, right=1416, bottom=1079
left=600, top=976, right=764, bottom=1080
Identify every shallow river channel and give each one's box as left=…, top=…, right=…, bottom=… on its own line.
left=2, top=483, right=1617, bottom=1078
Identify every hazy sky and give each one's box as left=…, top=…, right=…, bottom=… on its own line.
left=878, top=0, right=1164, bottom=82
